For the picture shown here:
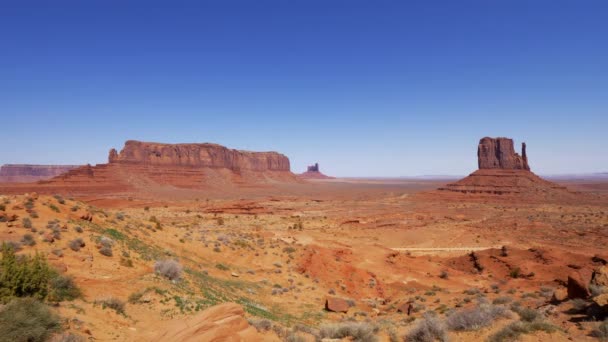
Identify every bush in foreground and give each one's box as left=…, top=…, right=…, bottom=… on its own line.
left=0, top=243, right=52, bottom=302
left=405, top=313, right=448, bottom=342
left=154, top=259, right=182, bottom=281
left=488, top=321, right=558, bottom=342
left=49, top=275, right=81, bottom=302
left=0, top=297, right=61, bottom=342
left=446, top=304, right=510, bottom=331
left=319, top=322, right=378, bottom=342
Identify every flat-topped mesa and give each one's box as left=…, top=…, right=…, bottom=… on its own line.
left=477, top=137, right=530, bottom=171
left=107, top=140, right=290, bottom=172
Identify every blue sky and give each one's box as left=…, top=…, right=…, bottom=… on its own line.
left=1, top=1, right=607, bottom=176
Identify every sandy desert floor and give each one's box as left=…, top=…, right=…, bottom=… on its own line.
left=1, top=178, right=607, bottom=341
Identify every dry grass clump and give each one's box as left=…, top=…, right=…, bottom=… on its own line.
left=319, top=322, right=378, bottom=342
left=405, top=313, right=448, bottom=342
left=488, top=321, right=558, bottom=342
left=0, top=297, right=61, bottom=342
left=96, top=297, right=125, bottom=315
left=446, top=304, right=510, bottom=331
left=154, top=259, right=182, bottom=281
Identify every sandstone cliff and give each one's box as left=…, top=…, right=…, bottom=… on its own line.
left=299, top=163, right=334, bottom=179
left=108, top=140, right=290, bottom=171
left=0, top=164, right=82, bottom=183
left=477, top=137, right=530, bottom=171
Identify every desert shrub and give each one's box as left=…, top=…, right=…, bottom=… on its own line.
left=439, top=271, right=449, bottom=279
left=53, top=194, right=65, bottom=205
left=51, top=249, right=63, bottom=257
left=128, top=290, right=146, bottom=304
left=590, top=284, right=608, bottom=297
left=51, top=333, right=86, bottom=342
left=319, top=322, right=378, bottom=342
left=446, top=304, right=510, bottom=331
left=215, top=263, right=229, bottom=271
left=49, top=204, right=60, bottom=213
left=0, top=297, right=61, bottom=342
left=96, top=297, right=125, bottom=315
left=154, top=260, right=182, bottom=280
left=49, top=275, right=81, bottom=301
left=249, top=318, right=273, bottom=331
left=99, top=245, right=113, bottom=256
left=464, top=287, right=481, bottom=296
left=511, top=306, right=540, bottom=322
left=69, top=238, right=85, bottom=252
left=120, top=257, right=133, bottom=267
left=405, top=313, right=448, bottom=342
left=74, top=226, right=83, bottom=233
left=98, top=236, right=114, bottom=256
left=488, top=321, right=558, bottom=342
left=0, top=243, right=52, bottom=302
left=21, top=234, right=36, bottom=246
left=492, top=296, right=512, bottom=305
left=115, top=212, right=125, bottom=221
left=592, top=319, right=608, bottom=341
left=509, top=267, right=521, bottom=278
left=570, top=298, right=588, bottom=313
left=22, top=217, right=33, bottom=229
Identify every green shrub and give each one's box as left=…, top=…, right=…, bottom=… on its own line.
left=49, top=204, right=60, bottom=213
left=49, top=275, right=81, bottom=301
left=0, top=243, right=53, bottom=302
left=0, top=297, right=61, bottom=342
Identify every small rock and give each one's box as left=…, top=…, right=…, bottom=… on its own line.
left=567, top=272, right=590, bottom=299
left=231, top=272, right=239, bottom=277
left=325, top=297, right=350, bottom=313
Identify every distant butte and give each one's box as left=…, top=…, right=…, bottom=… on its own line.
left=0, top=164, right=83, bottom=183
left=436, top=137, right=577, bottom=200
left=299, top=163, right=334, bottom=179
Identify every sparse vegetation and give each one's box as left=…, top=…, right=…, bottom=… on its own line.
left=0, top=297, right=61, bottom=342
left=319, top=322, right=378, bottom=342
left=488, top=321, right=558, bottom=342
left=592, top=319, right=608, bottom=341
left=154, top=259, right=182, bottom=280
left=96, top=297, right=126, bottom=315
left=21, top=233, right=36, bottom=246
left=405, top=313, right=448, bottom=342
left=0, top=243, right=52, bottom=302
left=22, top=217, right=33, bottom=229
left=446, top=304, right=510, bottom=331
left=69, top=238, right=85, bottom=251
left=49, top=275, right=81, bottom=301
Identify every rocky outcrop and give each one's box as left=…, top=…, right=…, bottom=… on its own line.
left=0, top=164, right=82, bottom=183
left=107, top=140, right=290, bottom=172
left=150, top=303, right=263, bottom=341
left=307, top=163, right=320, bottom=172
left=325, top=297, right=350, bottom=313
left=478, top=137, right=530, bottom=171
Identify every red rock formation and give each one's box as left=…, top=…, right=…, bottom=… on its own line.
left=436, top=137, right=578, bottom=201
left=0, top=164, right=82, bottom=183
left=107, top=140, right=290, bottom=171
left=299, top=163, right=334, bottom=179
left=478, top=137, right=530, bottom=171
left=0, top=140, right=297, bottom=196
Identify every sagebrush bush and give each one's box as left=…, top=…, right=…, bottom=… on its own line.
left=249, top=318, right=273, bottom=332
left=154, top=259, right=182, bottom=280
left=21, top=233, right=36, bottom=246
left=96, top=297, right=125, bottom=315
left=446, top=304, right=510, bottom=331
left=49, top=275, right=81, bottom=301
left=319, top=322, right=378, bottom=342
left=69, top=238, right=85, bottom=252
left=22, top=217, right=33, bottom=229
left=488, top=321, right=558, bottom=342
left=99, top=245, right=113, bottom=256
left=405, top=313, right=448, bottom=342
left=0, top=297, right=61, bottom=342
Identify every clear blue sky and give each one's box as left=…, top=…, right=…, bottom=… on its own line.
left=1, top=1, right=607, bottom=176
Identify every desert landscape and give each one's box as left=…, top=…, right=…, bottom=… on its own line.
left=1, top=137, right=607, bottom=342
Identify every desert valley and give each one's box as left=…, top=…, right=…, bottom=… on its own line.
left=0, top=137, right=607, bottom=342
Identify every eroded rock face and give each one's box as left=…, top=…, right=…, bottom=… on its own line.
left=0, top=164, right=82, bottom=183
left=108, top=140, right=290, bottom=172
left=307, top=163, right=319, bottom=172
left=477, top=137, right=530, bottom=171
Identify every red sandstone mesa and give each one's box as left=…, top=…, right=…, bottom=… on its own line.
left=299, top=163, right=334, bottom=179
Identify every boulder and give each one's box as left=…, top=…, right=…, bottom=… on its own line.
left=567, top=272, right=590, bottom=299
left=325, top=297, right=350, bottom=313
left=551, top=288, right=568, bottom=302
